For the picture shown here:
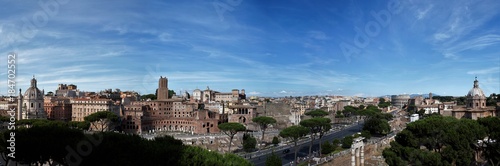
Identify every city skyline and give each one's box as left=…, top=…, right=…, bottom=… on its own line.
left=0, top=0, right=499, bottom=97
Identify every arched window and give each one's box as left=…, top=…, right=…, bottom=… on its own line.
left=31, top=103, right=33, bottom=107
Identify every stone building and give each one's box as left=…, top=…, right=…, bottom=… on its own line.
left=71, top=98, right=121, bottom=121
left=448, top=78, right=498, bottom=120
left=121, top=77, right=222, bottom=134
left=55, top=84, right=83, bottom=97
left=191, top=87, right=246, bottom=103
left=21, top=76, right=46, bottom=119
left=157, top=76, right=169, bottom=100
left=44, top=96, right=72, bottom=121
left=391, top=94, right=410, bottom=109
left=227, top=104, right=257, bottom=126
left=409, top=93, right=441, bottom=114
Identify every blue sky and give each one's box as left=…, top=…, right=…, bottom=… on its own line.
left=0, top=0, right=499, bottom=97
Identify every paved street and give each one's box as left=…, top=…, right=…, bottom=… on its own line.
left=245, top=122, right=364, bottom=166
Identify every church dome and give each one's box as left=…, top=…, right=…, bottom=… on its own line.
left=467, top=78, right=485, bottom=98
left=24, top=87, right=43, bottom=98
left=24, top=76, right=43, bottom=99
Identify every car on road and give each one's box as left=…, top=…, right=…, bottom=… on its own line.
left=282, top=149, right=290, bottom=154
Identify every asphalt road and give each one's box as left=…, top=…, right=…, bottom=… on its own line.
left=247, top=122, right=364, bottom=166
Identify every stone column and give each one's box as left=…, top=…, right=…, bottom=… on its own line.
left=351, top=148, right=356, bottom=166
left=360, top=146, right=364, bottom=166
left=355, top=148, right=360, bottom=166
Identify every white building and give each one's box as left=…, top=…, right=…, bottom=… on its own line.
left=410, top=114, right=419, bottom=122
left=22, top=76, right=46, bottom=119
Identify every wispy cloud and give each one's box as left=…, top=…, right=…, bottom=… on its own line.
left=467, top=67, right=500, bottom=75
left=416, top=5, right=433, bottom=20
left=307, top=31, right=329, bottom=40
left=0, top=0, right=498, bottom=96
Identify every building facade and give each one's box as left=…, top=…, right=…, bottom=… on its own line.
left=449, top=78, right=497, bottom=120
left=157, top=77, right=169, bottom=100
left=71, top=98, right=121, bottom=121
left=22, top=76, right=46, bottom=119
left=122, top=76, right=223, bottom=134
left=391, top=94, right=410, bottom=108
left=44, top=96, right=72, bottom=121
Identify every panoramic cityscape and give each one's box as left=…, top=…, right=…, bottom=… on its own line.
left=0, top=0, right=499, bottom=166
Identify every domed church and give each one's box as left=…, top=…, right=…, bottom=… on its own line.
left=466, top=77, right=487, bottom=109
left=20, top=76, right=46, bottom=119
left=450, top=77, right=498, bottom=120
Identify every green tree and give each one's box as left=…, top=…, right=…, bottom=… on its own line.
left=486, top=93, right=499, bottom=106
left=305, top=109, right=329, bottom=117
left=218, top=122, right=246, bottom=152
left=335, top=111, right=344, bottom=118
left=252, top=116, right=277, bottom=142
left=321, top=141, right=334, bottom=155
left=378, top=98, right=391, bottom=108
left=341, top=136, right=354, bottom=149
left=383, top=115, right=488, bottom=166
left=332, top=139, right=340, bottom=150
left=84, top=111, right=119, bottom=132
left=1, top=125, right=85, bottom=165
left=363, top=117, right=390, bottom=136
left=265, top=152, right=282, bottom=166
left=279, top=125, right=309, bottom=164
left=342, top=106, right=357, bottom=117
left=272, top=136, right=280, bottom=146
left=168, top=90, right=176, bottom=98
left=68, top=121, right=90, bottom=130
left=417, top=109, right=426, bottom=117
left=243, top=133, right=257, bottom=152
left=360, top=130, right=371, bottom=139
left=300, top=117, right=331, bottom=157
left=180, top=146, right=251, bottom=166
left=477, top=116, right=500, bottom=166
left=141, top=93, right=157, bottom=100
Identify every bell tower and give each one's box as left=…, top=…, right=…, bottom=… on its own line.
left=157, top=76, right=169, bottom=100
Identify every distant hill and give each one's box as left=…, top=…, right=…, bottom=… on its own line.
left=379, top=93, right=441, bottom=98
left=410, top=93, right=440, bottom=98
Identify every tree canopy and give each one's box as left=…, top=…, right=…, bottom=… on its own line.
left=84, top=111, right=119, bottom=132
left=383, top=115, right=498, bottom=166
left=300, top=117, right=331, bottom=157
left=305, top=109, right=329, bottom=118
left=252, top=116, right=277, bottom=142
left=243, top=133, right=257, bottom=152
left=181, top=146, right=252, bottom=166
left=218, top=122, right=246, bottom=152
left=279, top=125, right=309, bottom=163
left=0, top=122, right=250, bottom=166
left=363, top=117, right=390, bottom=136
left=378, top=98, right=391, bottom=108
left=265, top=152, right=282, bottom=166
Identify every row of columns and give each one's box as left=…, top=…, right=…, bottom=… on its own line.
left=351, top=146, right=364, bottom=166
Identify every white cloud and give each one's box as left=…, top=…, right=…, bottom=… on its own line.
left=248, top=91, right=261, bottom=95
left=416, top=5, right=433, bottom=20
left=467, top=67, right=500, bottom=75
left=307, top=31, right=328, bottom=40
left=434, top=33, right=450, bottom=41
